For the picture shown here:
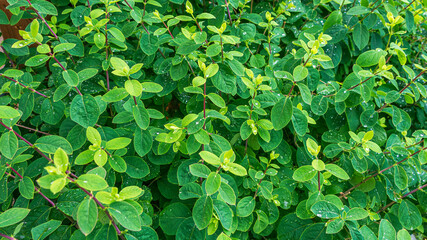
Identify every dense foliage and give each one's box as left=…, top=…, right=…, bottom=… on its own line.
left=0, top=0, right=426, bottom=239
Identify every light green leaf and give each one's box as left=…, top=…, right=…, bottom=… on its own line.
left=192, top=195, right=213, bottom=230
left=77, top=198, right=98, bottom=235
left=0, top=208, right=30, bottom=227
left=75, top=174, right=108, bottom=191
left=108, top=201, right=142, bottom=231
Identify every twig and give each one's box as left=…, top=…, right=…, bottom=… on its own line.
left=25, top=0, right=58, bottom=39
left=377, top=70, right=425, bottom=112
left=16, top=124, right=50, bottom=135
left=1, top=46, right=15, bottom=68
left=399, top=0, right=416, bottom=14
left=224, top=0, right=233, bottom=25
left=0, top=233, right=15, bottom=240
left=340, top=146, right=427, bottom=198
left=377, top=183, right=427, bottom=213
left=69, top=178, right=126, bottom=240
left=0, top=74, right=48, bottom=98
left=0, top=121, right=78, bottom=179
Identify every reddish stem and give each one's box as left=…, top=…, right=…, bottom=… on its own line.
left=1, top=46, right=15, bottom=68
left=46, top=52, right=83, bottom=96
left=377, top=70, right=425, bottom=112
left=25, top=0, right=58, bottom=39
left=340, top=146, right=427, bottom=198
left=1, top=74, right=48, bottom=98
left=69, top=178, right=125, bottom=240
left=162, top=21, right=174, bottom=39
left=123, top=0, right=133, bottom=10
left=224, top=0, right=233, bottom=25
left=377, top=183, right=427, bottom=213
left=0, top=121, right=78, bottom=179
left=16, top=124, right=50, bottom=135
left=5, top=163, right=56, bottom=207
left=245, top=92, right=257, bottom=154
left=0, top=233, right=16, bottom=240
left=105, top=13, right=110, bottom=91
left=254, top=167, right=269, bottom=198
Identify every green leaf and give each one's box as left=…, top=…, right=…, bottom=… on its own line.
left=326, top=218, right=344, bottom=234
left=0, top=131, right=18, bottom=159
left=189, top=163, right=211, bottom=178
left=75, top=174, right=108, bottom=191
left=75, top=150, right=95, bottom=165
left=207, top=93, right=225, bottom=108
left=31, top=220, right=61, bottom=240
left=62, top=70, right=79, bottom=87
left=353, top=23, right=369, bottom=50
left=346, top=207, right=369, bottom=220
left=102, top=88, right=129, bottom=102
left=293, top=165, right=316, bottom=182
left=394, top=165, right=408, bottom=190
left=110, top=57, right=128, bottom=71
left=40, top=98, right=65, bottom=125
left=77, top=198, right=98, bottom=235
left=125, top=80, right=143, bottom=96
left=119, top=186, right=143, bottom=199
left=0, top=208, right=30, bottom=227
left=86, top=126, right=101, bottom=145
left=398, top=200, right=422, bottom=230
left=134, top=128, right=152, bottom=157
left=356, top=49, right=387, bottom=67
left=192, top=195, right=213, bottom=230
left=205, top=172, right=221, bottom=195
left=50, top=177, right=66, bottom=194
left=325, top=164, right=349, bottom=180
left=109, top=155, right=127, bottom=173
left=19, top=176, right=34, bottom=200
left=397, top=229, right=411, bottom=240
left=0, top=106, right=20, bottom=119
left=106, top=137, right=131, bottom=150
left=53, top=43, right=76, bottom=53
left=159, top=203, right=191, bottom=235
left=78, top=68, right=98, bottom=81
left=293, top=65, right=308, bottom=81
left=94, top=149, right=107, bottom=167
left=141, top=82, right=163, bottom=93
left=236, top=196, right=255, bottom=217
left=227, top=163, right=247, bottom=176
left=310, top=200, right=340, bottom=219
left=133, top=105, right=150, bottom=130
left=108, top=27, right=125, bottom=42
left=253, top=210, right=269, bottom=234
left=324, top=10, right=342, bottom=31
left=311, top=95, right=328, bottom=115
left=378, top=219, right=396, bottom=240
left=35, top=135, right=73, bottom=154
left=219, top=182, right=236, bottom=205
left=292, top=107, right=308, bottom=136
left=32, top=1, right=58, bottom=15
left=271, top=97, right=293, bottom=130
left=70, top=95, right=100, bottom=128
left=206, top=44, right=221, bottom=57
left=199, top=151, right=221, bottom=166
left=30, top=19, right=39, bottom=38
left=54, top=148, right=69, bottom=173
left=108, top=201, right=141, bottom=231
left=25, top=54, right=50, bottom=67
left=0, top=10, right=9, bottom=24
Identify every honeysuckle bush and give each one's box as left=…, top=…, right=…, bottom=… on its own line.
left=0, top=0, right=427, bottom=239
